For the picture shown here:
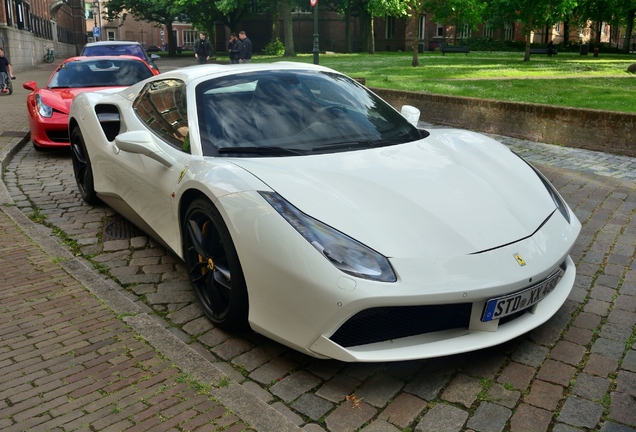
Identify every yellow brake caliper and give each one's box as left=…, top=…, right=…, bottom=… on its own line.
left=198, top=221, right=214, bottom=275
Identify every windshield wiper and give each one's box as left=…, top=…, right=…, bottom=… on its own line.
left=218, top=146, right=307, bottom=156
left=312, top=138, right=407, bottom=152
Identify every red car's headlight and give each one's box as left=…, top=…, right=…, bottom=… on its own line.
left=36, top=94, right=53, bottom=118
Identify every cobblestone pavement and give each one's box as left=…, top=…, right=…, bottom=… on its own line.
left=2, top=58, right=636, bottom=432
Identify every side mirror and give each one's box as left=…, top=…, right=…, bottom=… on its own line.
left=23, top=81, right=38, bottom=91
left=115, top=130, right=175, bottom=167
left=401, top=105, right=420, bottom=127
left=151, top=54, right=160, bottom=60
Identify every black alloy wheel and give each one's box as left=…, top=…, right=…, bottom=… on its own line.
left=183, top=198, right=249, bottom=330
left=70, top=126, right=99, bottom=205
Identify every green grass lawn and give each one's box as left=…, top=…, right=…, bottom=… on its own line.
left=250, top=51, right=636, bottom=113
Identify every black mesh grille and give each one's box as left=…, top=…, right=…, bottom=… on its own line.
left=330, top=303, right=473, bottom=348
left=46, top=130, right=70, bottom=143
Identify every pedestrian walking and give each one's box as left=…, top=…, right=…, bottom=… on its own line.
left=194, top=32, right=214, bottom=64
left=0, top=47, right=16, bottom=92
left=238, top=31, right=252, bottom=64
left=228, top=33, right=240, bottom=64
left=547, top=40, right=555, bottom=57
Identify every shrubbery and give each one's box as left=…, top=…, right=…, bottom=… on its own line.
left=263, top=39, right=285, bottom=56
left=451, top=37, right=626, bottom=54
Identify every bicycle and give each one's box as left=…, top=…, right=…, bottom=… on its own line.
left=1, top=75, right=15, bottom=95
left=44, top=46, right=54, bottom=63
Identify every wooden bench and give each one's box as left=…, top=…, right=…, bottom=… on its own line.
left=530, top=48, right=558, bottom=55
left=440, top=45, right=470, bottom=55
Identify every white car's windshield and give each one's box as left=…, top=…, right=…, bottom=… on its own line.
left=196, top=70, right=421, bottom=157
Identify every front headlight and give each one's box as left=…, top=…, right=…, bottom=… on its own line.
left=36, top=94, right=53, bottom=118
left=260, top=191, right=397, bottom=282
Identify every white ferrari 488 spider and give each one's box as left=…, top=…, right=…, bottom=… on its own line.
left=68, top=62, right=580, bottom=362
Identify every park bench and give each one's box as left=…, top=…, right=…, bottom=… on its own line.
left=440, top=45, right=470, bottom=55
left=529, top=48, right=558, bottom=55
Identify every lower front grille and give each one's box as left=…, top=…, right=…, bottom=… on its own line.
left=46, top=130, right=70, bottom=142
left=330, top=303, right=472, bottom=348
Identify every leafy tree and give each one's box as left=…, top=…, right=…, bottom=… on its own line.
left=322, top=0, right=359, bottom=52
left=362, top=0, right=412, bottom=53
left=420, top=0, right=487, bottom=42
left=487, top=0, right=577, bottom=61
left=104, top=0, right=184, bottom=55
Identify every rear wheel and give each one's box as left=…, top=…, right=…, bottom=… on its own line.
left=70, top=126, right=99, bottom=205
left=183, top=198, right=249, bottom=330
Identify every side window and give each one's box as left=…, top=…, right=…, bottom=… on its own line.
left=133, top=79, right=190, bottom=153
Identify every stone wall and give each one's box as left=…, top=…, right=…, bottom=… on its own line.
left=372, top=88, right=636, bottom=158
left=1, top=27, right=76, bottom=70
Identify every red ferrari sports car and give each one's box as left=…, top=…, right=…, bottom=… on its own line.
left=24, top=56, right=158, bottom=150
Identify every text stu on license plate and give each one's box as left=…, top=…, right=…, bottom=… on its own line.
left=481, top=270, right=563, bottom=322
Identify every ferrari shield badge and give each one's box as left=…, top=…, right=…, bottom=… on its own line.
left=514, top=253, right=526, bottom=267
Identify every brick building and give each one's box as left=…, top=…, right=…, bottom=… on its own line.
left=1, top=0, right=84, bottom=69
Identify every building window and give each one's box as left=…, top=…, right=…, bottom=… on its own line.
left=182, top=30, right=197, bottom=49
left=418, top=15, right=426, bottom=39
left=504, top=21, right=514, bottom=40
left=15, top=0, right=25, bottom=30
left=385, top=16, right=395, bottom=39
left=107, top=30, right=115, bottom=41
left=436, top=23, right=444, bottom=37
left=483, top=23, right=493, bottom=39
left=554, top=22, right=561, bottom=33
left=5, top=0, right=12, bottom=26
left=457, top=23, right=471, bottom=39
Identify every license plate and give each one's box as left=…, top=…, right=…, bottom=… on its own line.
left=481, top=270, right=563, bottom=322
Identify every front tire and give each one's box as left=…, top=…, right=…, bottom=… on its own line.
left=183, top=198, right=249, bottom=330
left=70, top=126, right=99, bottom=205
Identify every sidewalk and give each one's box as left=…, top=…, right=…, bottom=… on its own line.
left=0, top=61, right=299, bottom=431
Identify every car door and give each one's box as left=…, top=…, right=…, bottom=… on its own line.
left=110, top=78, right=192, bottom=247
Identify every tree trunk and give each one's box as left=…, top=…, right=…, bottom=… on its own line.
left=271, top=0, right=279, bottom=42
left=623, top=9, right=635, bottom=52
left=523, top=15, right=533, bottom=62
left=344, top=4, right=352, bottom=53
left=282, top=0, right=295, bottom=56
left=563, top=20, right=570, bottom=45
left=166, top=21, right=176, bottom=56
left=369, top=16, right=375, bottom=53
left=410, top=10, right=418, bottom=66
left=359, top=10, right=372, bottom=53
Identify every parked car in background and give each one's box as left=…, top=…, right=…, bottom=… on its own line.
left=68, top=62, right=581, bottom=362
left=145, top=45, right=162, bottom=52
left=81, top=41, right=160, bottom=72
left=24, top=56, right=157, bottom=150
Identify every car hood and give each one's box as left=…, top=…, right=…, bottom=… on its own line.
left=39, top=87, right=123, bottom=114
left=230, top=129, right=561, bottom=257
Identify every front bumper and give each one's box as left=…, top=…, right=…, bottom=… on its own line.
left=219, top=191, right=580, bottom=362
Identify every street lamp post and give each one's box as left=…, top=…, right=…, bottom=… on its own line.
left=140, top=24, right=144, bottom=46
left=92, top=0, right=102, bottom=41
left=311, top=0, right=319, bottom=64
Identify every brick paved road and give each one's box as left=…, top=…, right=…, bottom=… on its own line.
left=0, top=207, right=255, bottom=431
left=6, top=130, right=636, bottom=432
left=1, top=58, right=635, bottom=432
